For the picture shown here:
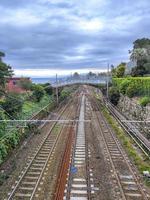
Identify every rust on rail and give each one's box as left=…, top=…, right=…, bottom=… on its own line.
left=54, top=124, right=74, bottom=200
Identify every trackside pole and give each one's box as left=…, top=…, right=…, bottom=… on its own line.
left=56, top=74, right=59, bottom=105
left=106, top=63, right=109, bottom=99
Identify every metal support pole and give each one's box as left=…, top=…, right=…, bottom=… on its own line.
left=56, top=74, right=59, bottom=105
left=106, top=63, right=109, bottom=99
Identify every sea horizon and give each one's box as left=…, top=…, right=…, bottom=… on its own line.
left=31, top=76, right=68, bottom=84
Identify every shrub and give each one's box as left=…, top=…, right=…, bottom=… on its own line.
left=2, top=93, right=23, bottom=117
left=0, top=172, right=9, bottom=185
left=42, top=83, right=53, bottom=96
left=60, top=88, right=70, bottom=100
left=17, top=78, right=32, bottom=91
left=113, top=77, right=150, bottom=97
left=32, top=85, right=45, bottom=102
left=0, top=143, right=7, bottom=161
left=126, top=84, right=139, bottom=98
left=119, top=79, right=131, bottom=94
left=109, top=87, right=120, bottom=105
left=5, top=131, right=20, bottom=148
left=139, top=96, right=150, bottom=107
left=0, top=110, right=7, bottom=138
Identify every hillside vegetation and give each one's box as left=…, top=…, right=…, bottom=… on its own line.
left=113, top=77, right=150, bottom=97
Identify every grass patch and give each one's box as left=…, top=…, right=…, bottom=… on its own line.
left=52, top=124, right=62, bottom=135
left=0, top=172, right=9, bottom=186
left=101, top=106, right=150, bottom=186
left=21, top=95, right=53, bottom=119
left=139, top=96, right=150, bottom=107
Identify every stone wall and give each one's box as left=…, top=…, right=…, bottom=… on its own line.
left=117, top=95, right=150, bottom=121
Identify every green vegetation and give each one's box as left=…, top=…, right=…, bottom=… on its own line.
left=111, top=62, right=126, bottom=78
left=113, top=77, right=150, bottom=97
left=139, top=96, right=150, bottom=107
left=0, top=52, right=13, bottom=93
left=60, top=87, right=71, bottom=101
left=17, top=78, right=32, bottom=91
left=59, top=86, right=77, bottom=102
left=0, top=129, right=20, bottom=164
left=0, top=110, right=7, bottom=138
left=0, top=122, right=41, bottom=164
left=42, top=83, right=53, bottom=96
left=31, top=84, right=45, bottom=102
left=0, top=51, right=77, bottom=166
left=21, top=94, right=53, bottom=119
left=111, top=38, right=150, bottom=78
left=2, top=93, right=24, bottom=118
left=0, top=172, right=9, bottom=186
left=0, top=85, right=75, bottom=165
left=129, top=38, right=150, bottom=77
left=53, top=124, right=62, bottom=135
left=108, top=87, right=120, bottom=105
left=119, top=79, right=131, bottom=95
left=101, top=106, right=150, bottom=185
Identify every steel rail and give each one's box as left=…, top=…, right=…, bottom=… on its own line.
left=54, top=124, right=74, bottom=200
left=92, top=96, right=149, bottom=200
left=104, top=100, right=150, bottom=157
left=63, top=94, right=92, bottom=200
left=64, top=97, right=81, bottom=200
left=90, top=98, right=126, bottom=200
left=29, top=122, right=70, bottom=200
left=7, top=99, right=73, bottom=200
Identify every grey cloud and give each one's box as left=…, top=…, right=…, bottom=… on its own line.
left=0, top=0, right=150, bottom=74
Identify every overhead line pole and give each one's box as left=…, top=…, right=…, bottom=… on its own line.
left=106, top=63, right=109, bottom=99
left=56, top=74, right=58, bottom=104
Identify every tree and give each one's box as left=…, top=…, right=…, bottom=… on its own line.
left=42, top=83, right=53, bottom=95
left=0, top=52, right=13, bottom=91
left=17, top=78, right=32, bottom=91
left=111, top=65, right=116, bottom=77
left=112, top=63, right=126, bottom=78
left=129, top=38, right=150, bottom=76
left=60, top=88, right=70, bottom=101
left=130, top=48, right=147, bottom=63
left=87, top=71, right=96, bottom=79
left=0, top=52, right=5, bottom=61
left=143, top=63, right=150, bottom=74
left=133, top=38, right=150, bottom=49
left=115, top=63, right=126, bottom=78
left=73, top=72, right=80, bottom=79
left=131, top=66, right=147, bottom=77
left=2, top=93, right=23, bottom=118
left=32, top=85, right=45, bottom=102
left=109, top=87, right=120, bottom=105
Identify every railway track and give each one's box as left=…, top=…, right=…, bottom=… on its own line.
left=90, top=95, right=149, bottom=200
left=104, top=100, right=150, bottom=157
left=64, top=94, right=91, bottom=199
left=53, top=94, right=81, bottom=200
left=6, top=86, right=149, bottom=200
left=7, top=98, right=76, bottom=200
left=56, top=94, right=99, bottom=200
left=94, top=86, right=150, bottom=157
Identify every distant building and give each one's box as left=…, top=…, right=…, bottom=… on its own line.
left=125, top=60, right=137, bottom=75
left=6, top=77, right=31, bottom=93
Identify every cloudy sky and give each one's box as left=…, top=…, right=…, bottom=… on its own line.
left=0, top=0, right=150, bottom=77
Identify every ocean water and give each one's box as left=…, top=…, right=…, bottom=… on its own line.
left=31, top=76, right=68, bottom=84
left=31, top=77, right=56, bottom=84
